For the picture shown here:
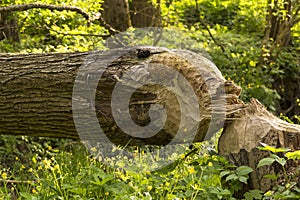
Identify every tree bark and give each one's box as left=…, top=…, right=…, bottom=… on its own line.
left=0, top=10, right=20, bottom=43
left=130, top=0, right=161, bottom=27
left=259, top=0, right=300, bottom=121
left=100, top=0, right=132, bottom=32
left=0, top=52, right=84, bottom=138
left=259, top=0, right=299, bottom=66
left=0, top=46, right=241, bottom=146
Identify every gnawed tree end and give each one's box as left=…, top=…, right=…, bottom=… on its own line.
left=219, top=98, right=300, bottom=193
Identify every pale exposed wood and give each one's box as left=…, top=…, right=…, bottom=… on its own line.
left=219, top=98, right=300, bottom=192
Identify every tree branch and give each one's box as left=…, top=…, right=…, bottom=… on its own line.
left=199, top=18, right=225, bottom=52
left=91, top=12, right=119, bottom=35
left=50, top=28, right=111, bottom=39
left=0, top=3, right=90, bottom=20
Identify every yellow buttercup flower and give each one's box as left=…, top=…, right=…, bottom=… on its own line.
left=188, top=167, right=195, bottom=174
left=43, top=159, right=51, bottom=169
left=53, top=164, right=60, bottom=171
left=1, top=172, right=7, bottom=180
left=147, top=185, right=153, bottom=191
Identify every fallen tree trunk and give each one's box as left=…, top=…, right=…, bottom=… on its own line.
left=0, top=51, right=85, bottom=139
left=0, top=46, right=242, bottom=145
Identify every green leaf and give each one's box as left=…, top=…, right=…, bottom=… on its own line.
left=258, top=144, right=289, bottom=153
left=257, top=145, right=276, bottom=153
left=244, top=190, right=263, bottom=200
left=225, top=174, right=238, bottom=182
left=236, top=166, right=253, bottom=176
left=239, top=176, right=248, bottom=184
left=250, top=190, right=263, bottom=199
left=91, top=173, right=114, bottom=186
left=263, top=173, right=278, bottom=180
left=275, top=157, right=286, bottom=166
left=244, top=192, right=253, bottom=200
left=20, top=192, right=38, bottom=200
left=273, top=147, right=290, bottom=153
left=257, top=157, right=275, bottom=168
left=286, top=150, right=300, bottom=160
left=185, top=189, right=193, bottom=197
left=220, top=170, right=230, bottom=178
left=270, top=154, right=280, bottom=160
left=68, top=187, right=87, bottom=195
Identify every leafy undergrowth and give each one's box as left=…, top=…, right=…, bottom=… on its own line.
left=1, top=134, right=300, bottom=200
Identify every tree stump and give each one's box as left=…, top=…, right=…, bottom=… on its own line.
left=219, top=98, right=300, bottom=192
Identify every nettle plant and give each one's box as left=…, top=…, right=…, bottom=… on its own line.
left=256, top=144, right=300, bottom=199
left=215, top=142, right=300, bottom=200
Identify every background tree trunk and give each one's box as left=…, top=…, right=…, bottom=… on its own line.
left=130, top=0, right=161, bottom=27
left=100, top=0, right=132, bottom=32
left=268, top=0, right=292, bottom=47
left=260, top=0, right=300, bottom=121
left=0, top=9, right=20, bottom=43
left=260, top=0, right=295, bottom=65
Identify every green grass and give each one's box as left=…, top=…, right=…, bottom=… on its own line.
left=0, top=135, right=241, bottom=199
left=1, top=133, right=300, bottom=199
